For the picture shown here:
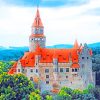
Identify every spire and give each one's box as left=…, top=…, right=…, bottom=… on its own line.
left=32, top=8, right=43, bottom=28
left=73, top=39, right=79, bottom=49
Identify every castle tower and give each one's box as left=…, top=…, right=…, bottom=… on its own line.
left=29, top=8, right=46, bottom=52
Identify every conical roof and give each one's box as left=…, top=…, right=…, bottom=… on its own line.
left=32, top=9, right=43, bottom=28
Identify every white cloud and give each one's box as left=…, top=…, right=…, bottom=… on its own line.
left=0, top=0, right=100, bottom=47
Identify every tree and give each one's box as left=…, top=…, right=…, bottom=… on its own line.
left=0, top=73, right=35, bottom=100
left=29, top=92, right=41, bottom=100
left=41, top=90, right=52, bottom=100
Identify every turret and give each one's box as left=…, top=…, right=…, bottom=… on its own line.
left=29, top=8, right=46, bottom=52
left=73, top=40, right=79, bottom=49
left=79, top=43, right=94, bottom=88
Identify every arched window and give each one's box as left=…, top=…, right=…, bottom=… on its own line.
left=30, top=77, right=33, bottom=81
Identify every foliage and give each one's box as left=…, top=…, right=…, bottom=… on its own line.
left=0, top=73, right=35, bottom=100
left=53, top=86, right=96, bottom=100
left=0, top=61, right=14, bottom=74
left=46, top=95, right=53, bottom=100
left=29, top=92, right=41, bottom=100
left=41, top=90, right=52, bottom=100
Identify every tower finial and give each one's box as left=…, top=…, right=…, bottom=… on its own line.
left=36, top=0, right=40, bottom=9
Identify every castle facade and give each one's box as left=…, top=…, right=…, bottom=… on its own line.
left=8, top=9, right=95, bottom=92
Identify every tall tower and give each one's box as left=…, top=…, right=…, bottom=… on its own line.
left=29, top=8, right=46, bottom=52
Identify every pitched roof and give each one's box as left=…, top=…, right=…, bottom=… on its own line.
left=20, top=52, right=36, bottom=67
left=39, top=48, right=79, bottom=63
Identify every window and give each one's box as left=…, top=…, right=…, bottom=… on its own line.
left=54, top=68, right=58, bottom=72
left=18, top=69, right=20, bottom=72
left=66, top=76, right=68, bottom=78
left=30, top=69, right=33, bottom=72
left=66, top=68, right=69, bottom=72
left=22, top=69, right=24, bottom=72
left=46, top=75, right=49, bottom=78
left=75, top=68, right=77, bottom=72
left=46, top=81, right=49, bottom=84
left=30, top=77, right=33, bottom=81
left=36, top=69, right=38, bottom=73
left=82, top=57, right=84, bottom=59
left=60, top=68, right=63, bottom=72
left=82, top=64, right=85, bottom=68
left=72, top=69, right=74, bottom=72
left=45, top=69, right=49, bottom=73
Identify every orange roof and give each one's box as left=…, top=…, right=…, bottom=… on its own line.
left=20, top=52, right=36, bottom=67
left=32, top=9, right=43, bottom=28
left=8, top=47, right=81, bottom=74
left=29, top=34, right=45, bottom=38
left=73, top=40, right=79, bottom=49
left=8, top=62, right=17, bottom=75
left=51, top=89, right=59, bottom=93
left=71, top=63, right=80, bottom=68
left=40, top=48, right=79, bottom=63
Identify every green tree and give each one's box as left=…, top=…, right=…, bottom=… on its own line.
left=46, top=95, right=53, bottom=100
left=29, top=92, right=41, bottom=100
left=0, top=73, right=35, bottom=100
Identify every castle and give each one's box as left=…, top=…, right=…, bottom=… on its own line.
left=8, top=8, right=95, bottom=92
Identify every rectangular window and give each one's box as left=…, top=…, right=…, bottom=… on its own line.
left=46, top=75, right=49, bottom=78
left=45, top=69, right=49, bottom=73
left=30, top=69, right=33, bottom=72
left=18, top=69, right=20, bottom=72
left=60, top=68, right=63, bottom=72
left=66, top=76, right=68, bottom=78
left=22, top=69, right=24, bottom=72
left=75, top=68, right=77, bottom=72
left=82, top=64, right=84, bottom=68
left=36, top=69, right=38, bottom=73
left=66, top=68, right=69, bottom=72
left=54, top=68, right=58, bottom=72
left=46, top=81, right=49, bottom=84
left=72, top=69, right=74, bottom=72
left=30, top=77, right=33, bottom=81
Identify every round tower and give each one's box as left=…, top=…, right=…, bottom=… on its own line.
left=29, top=8, right=46, bottom=52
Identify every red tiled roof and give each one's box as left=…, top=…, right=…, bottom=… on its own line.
left=32, top=9, right=43, bottom=28
left=29, top=34, right=45, bottom=38
left=40, top=48, right=79, bottom=63
left=20, top=52, right=36, bottom=67
left=71, top=63, right=80, bottom=68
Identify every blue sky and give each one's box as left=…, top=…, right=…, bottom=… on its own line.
left=3, top=0, right=89, bottom=7
left=0, top=0, right=100, bottom=47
